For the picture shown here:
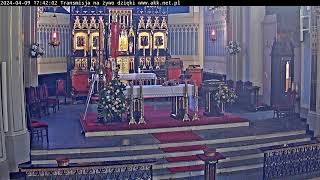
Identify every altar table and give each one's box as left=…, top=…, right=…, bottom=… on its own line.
left=124, top=84, right=194, bottom=98
left=119, top=73, right=157, bottom=85
left=125, top=84, right=198, bottom=124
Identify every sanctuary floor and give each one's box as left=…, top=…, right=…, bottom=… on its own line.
left=31, top=100, right=307, bottom=150
left=28, top=99, right=315, bottom=179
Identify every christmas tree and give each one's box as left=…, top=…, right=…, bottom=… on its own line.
left=97, top=77, right=127, bottom=123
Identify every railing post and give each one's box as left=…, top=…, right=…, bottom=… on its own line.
left=197, top=149, right=225, bottom=180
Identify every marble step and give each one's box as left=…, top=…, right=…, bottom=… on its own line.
left=31, top=129, right=307, bottom=156
left=31, top=132, right=309, bottom=163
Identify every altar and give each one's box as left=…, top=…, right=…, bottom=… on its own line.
left=119, top=73, right=157, bottom=85
left=125, top=83, right=199, bottom=125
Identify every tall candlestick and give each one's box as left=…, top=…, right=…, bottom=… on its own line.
left=138, top=80, right=146, bottom=124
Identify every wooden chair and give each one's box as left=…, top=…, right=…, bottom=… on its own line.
left=25, top=87, right=41, bottom=118
left=273, top=89, right=296, bottom=119
left=26, top=104, right=49, bottom=149
left=71, top=70, right=89, bottom=104
left=39, top=83, right=58, bottom=113
left=56, top=79, right=67, bottom=109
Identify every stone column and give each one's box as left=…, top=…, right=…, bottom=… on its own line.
left=262, top=15, right=277, bottom=106
left=23, top=7, right=38, bottom=87
left=226, top=6, right=244, bottom=81
left=198, top=6, right=205, bottom=68
left=0, top=7, right=30, bottom=177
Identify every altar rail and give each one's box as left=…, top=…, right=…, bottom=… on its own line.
left=18, top=159, right=155, bottom=180
left=261, top=141, right=320, bottom=180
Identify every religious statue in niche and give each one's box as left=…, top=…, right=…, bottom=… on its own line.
left=140, top=36, right=149, bottom=47
left=119, top=28, right=129, bottom=53
left=93, top=36, right=99, bottom=48
left=155, top=36, right=164, bottom=46
left=76, top=36, right=85, bottom=48
left=129, top=41, right=134, bottom=54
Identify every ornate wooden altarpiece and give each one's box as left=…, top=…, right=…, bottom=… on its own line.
left=69, top=6, right=169, bottom=98
left=69, top=6, right=168, bottom=73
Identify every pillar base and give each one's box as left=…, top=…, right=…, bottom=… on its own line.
left=5, top=131, right=30, bottom=172
left=307, top=111, right=320, bottom=136
left=0, top=159, right=9, bottom=180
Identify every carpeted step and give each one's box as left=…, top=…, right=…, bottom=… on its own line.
left=152, top=131, right=202, bottom=143
left=169, top=164, right=205, bottom=173
left=166, top=155, right=199, bottom=162
left=162, top=144, right=207, bottom=153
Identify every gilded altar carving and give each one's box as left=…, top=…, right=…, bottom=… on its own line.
left=81, top=16, right=89, bottom=29
left=153, top=32, right=165, bottom=49
left=74, top=16, right=81, bottom=29
left=119, top=27, right=129, bottom=53
left=89, top=16, right=97, bottom=29
left=89, top=32, right=99, bottom=50
left=138, top=16, right=145, bottom=29
left=153, top=17, right=161, bottom=29
left=74, top=32, right=88, bottom=50
left=160, top=17, right=167, bottom=29
left=138, top=32, right=150, bottom=49
left=75, top=58, right=88, bottom=70
left=146, top=16, right=152, bottom=29
left=98, top=16, right=104, bottom=30
left=117, top=57, right=131, bottom=74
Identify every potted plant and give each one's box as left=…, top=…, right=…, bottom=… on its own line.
left=214, top=84, right=237, bottom=113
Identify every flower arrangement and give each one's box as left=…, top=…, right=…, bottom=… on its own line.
left=214, top=84, right=237, bottom=105
left=30, top=43, right=44, bottom=58
left=226, top=41, right=241, bottom=55
left=97, top=78, right=127, bottom=123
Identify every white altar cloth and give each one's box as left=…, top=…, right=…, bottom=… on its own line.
left=125, top=84, right=194, bottom=98
left=119, top=73, right=157, bottom=81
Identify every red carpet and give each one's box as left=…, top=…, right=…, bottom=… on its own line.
left=162, top=145, right=207, bottom=153
left=152, top=131, right=202, bottom=143
left=169, top=164, right=205, bottom=173
left=80, top=105, right=248, bottom=132
left=152, top=130, right=207, bottom=173
left=166, top=155, right=199, bottom=162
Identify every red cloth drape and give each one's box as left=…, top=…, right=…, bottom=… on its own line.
left=110, top=22, right=120, bottom=58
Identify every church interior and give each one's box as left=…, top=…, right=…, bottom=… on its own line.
left=1, top=6, right=320, bottom=180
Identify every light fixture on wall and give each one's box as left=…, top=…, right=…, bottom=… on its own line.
left=48, top=9, right=61, bottom=48
left=211, top=29, right=217, bottom=41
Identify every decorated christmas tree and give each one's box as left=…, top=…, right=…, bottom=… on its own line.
left=97, top=70, right=127, bottom=123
